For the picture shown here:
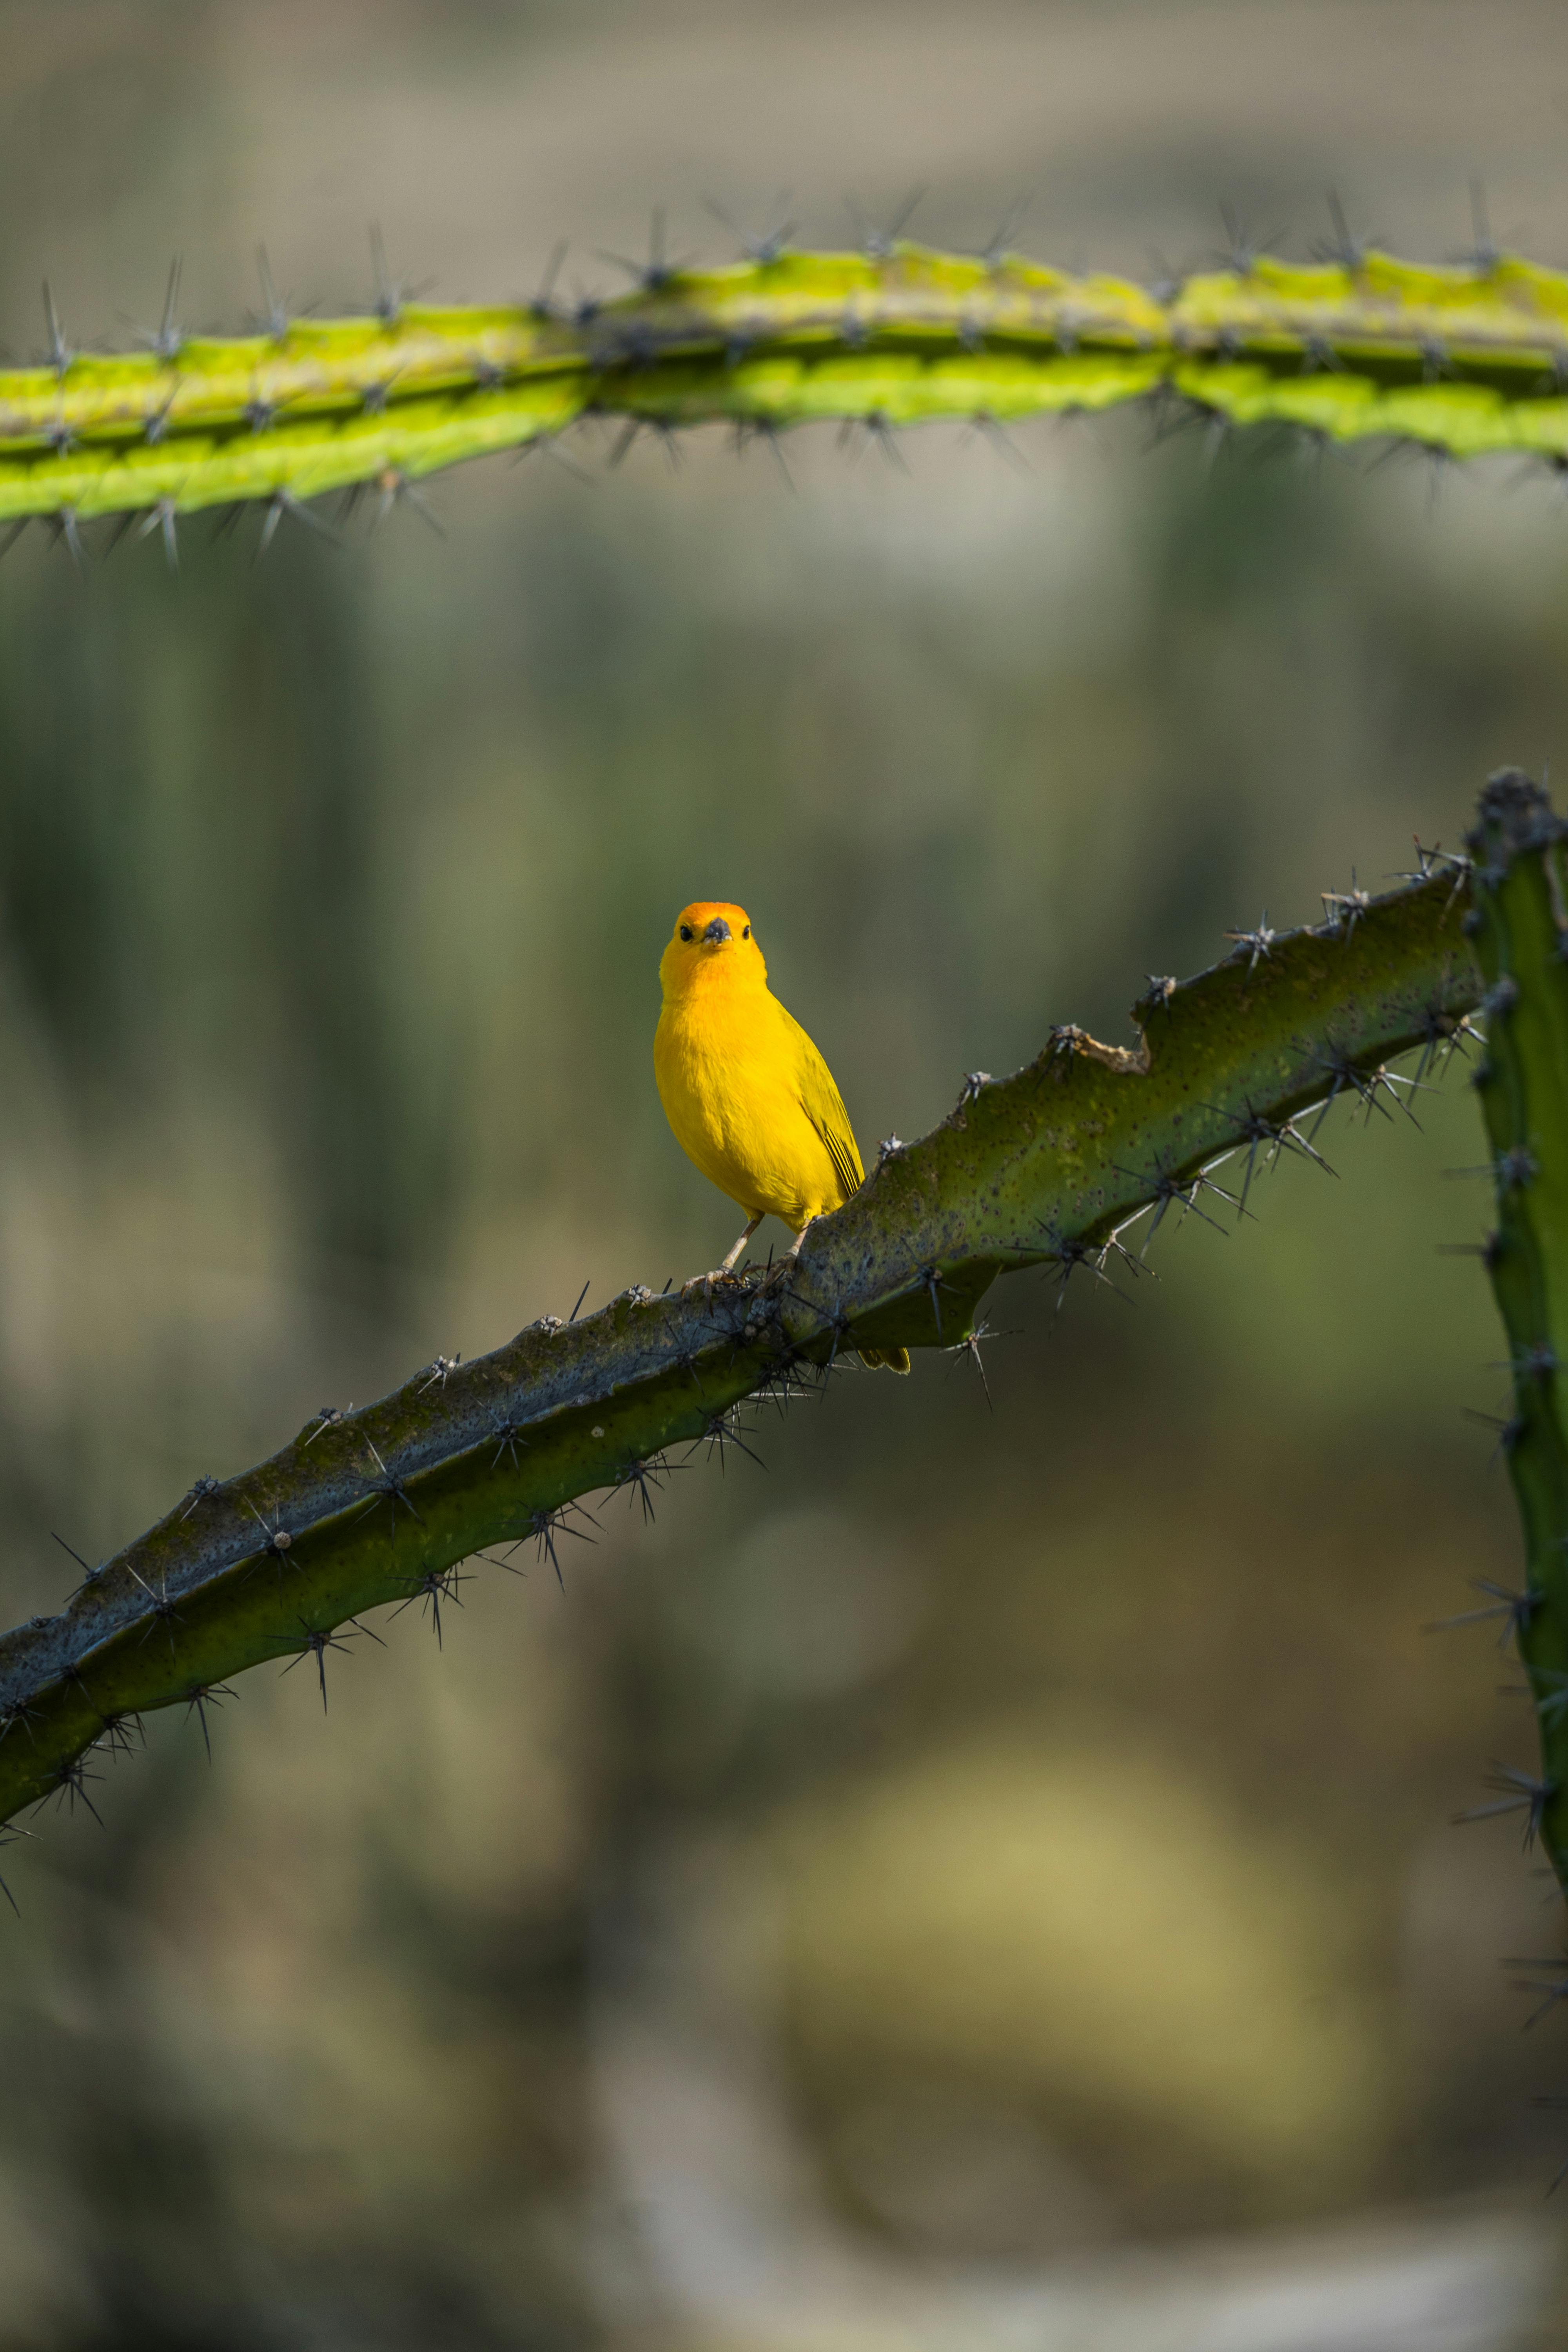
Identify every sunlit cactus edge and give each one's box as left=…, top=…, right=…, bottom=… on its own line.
left=6, top=225, right=1568, bottom=548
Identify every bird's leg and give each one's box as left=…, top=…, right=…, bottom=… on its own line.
left=683, top=1212, right=763, bottom=1299
left=783, top=1217, right=815, bottom=1266
left=720, top=1213, right=764, bottom=1273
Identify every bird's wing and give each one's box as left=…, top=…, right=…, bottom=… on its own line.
left=781, top=1007, right=866, bottom=1207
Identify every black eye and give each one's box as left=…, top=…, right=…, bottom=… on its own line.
left=679, top=925, right=693, bottom=942
left=742, top=925, right=751, bottom=938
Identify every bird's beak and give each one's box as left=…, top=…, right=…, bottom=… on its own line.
left=703, top=916, right=732, bottom=944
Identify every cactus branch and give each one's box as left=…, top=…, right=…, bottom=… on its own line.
left=0, top=865, right=1476, bottom=1831
left=5, top=242, right=1568, bottom=532
left=1461, top=771, right=1568, bottom=1902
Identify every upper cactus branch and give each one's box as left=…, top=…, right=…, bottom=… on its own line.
left=5, top=241, right=1568, bottom=533
left=0, top=864, right=1477, bottom=1834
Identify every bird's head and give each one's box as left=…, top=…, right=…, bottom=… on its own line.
left=660, top=902, right=767, bottom=998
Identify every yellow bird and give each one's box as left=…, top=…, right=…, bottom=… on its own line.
left=655, top=901, right=910, bottom=1373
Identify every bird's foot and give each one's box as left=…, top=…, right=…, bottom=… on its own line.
left=682, top=1267, right=746, bottom=1304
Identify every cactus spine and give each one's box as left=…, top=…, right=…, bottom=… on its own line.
left=1461, top=773, right=1568, bottom=1898
left=0, top=866, right=1476, bottom=1833
left=6, top=242, right=1568, bottom=537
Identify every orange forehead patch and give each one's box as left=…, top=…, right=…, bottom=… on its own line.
left=675, top=902, right=751, bottom=935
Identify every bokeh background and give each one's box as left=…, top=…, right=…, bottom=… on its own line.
left=2, top=1, right=1568, bottom=2344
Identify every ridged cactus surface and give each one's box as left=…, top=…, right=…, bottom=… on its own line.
left=6, top=235, right=1568, bottom=539
left=1462, top=774, right=1568, bottom=1904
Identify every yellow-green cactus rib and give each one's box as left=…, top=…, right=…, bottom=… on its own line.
left=1461, top=773, right=1568, bottom=1904
left=0, top=865, right=1477, bottom=1833
left=6, top=242, right=1568, bottom=531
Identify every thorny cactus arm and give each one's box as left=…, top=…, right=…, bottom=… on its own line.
left=7, top=236, right=1568, bottom=541
left=0, top=863, right=1477, bottom=1835
left=1458, top=772, right=1568, bottom=1902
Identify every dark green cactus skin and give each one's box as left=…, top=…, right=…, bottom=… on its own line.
left=1464, top=774, right=1568, bottom=1892
left=0, top=867, right=1477, bottom=1833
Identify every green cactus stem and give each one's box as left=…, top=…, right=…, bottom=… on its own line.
left=1460, top=772, right=1568, bottom=1899
left=6, top=240, right=1568, bottom=535
left=0, top=862, right=1477, bottom=1834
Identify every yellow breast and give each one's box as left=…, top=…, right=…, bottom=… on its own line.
left=655, top=986, right=848, bottom=1230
